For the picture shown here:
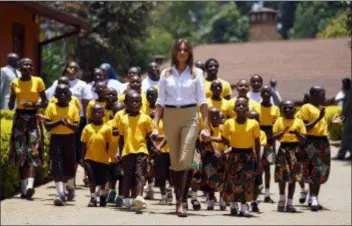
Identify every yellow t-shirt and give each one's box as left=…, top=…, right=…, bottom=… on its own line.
left=157, top=120, right=169, bottom=153
left=49, top=96, right=81, bottom=113
left=206, top=97, right=232, bottom=118
left=118, top=93, right=148, bottom=114
left=273, top=117, right=307, bottom=143
left=81, top=123, right=112, bottom=164
left=210, top=125, right=227, bottom=152
left=295, top=103, right=328, bottom=136
left=228, top=97, right=259, bottom=118
left=222, top=118, right=260, bottom=149
left=10, top=76, right=45, bottom=109
left=111, top=109, right=127, bottom=129
left=253, top=104, right=280, bottom=126
left=117, top=113, right=154, bottom=157
left=260, top=130, right=267, bottom=146
left=104, top=108, right=114, bottom=123
left=106, top=120, right=120, bottom=163
left=45, top=102, right=80, bottom=134
left=86, top=100, right=106, bottom=121
left=204, top=78, right=232, bottom=99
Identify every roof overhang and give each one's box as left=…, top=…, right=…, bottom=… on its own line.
left=11, top=1, right=90, bottom=30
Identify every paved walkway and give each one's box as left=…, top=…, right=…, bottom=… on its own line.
left=1, top=146, right=351, bottom=225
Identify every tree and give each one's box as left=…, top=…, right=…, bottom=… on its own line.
left=289, top=1, right=343, bottom=38
left=317, top=11, right=349, bottom=38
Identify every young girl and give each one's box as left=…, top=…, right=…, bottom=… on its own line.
left=116, top=90, right=155, bottom=213
left=87, top=68, right=106, bottom=99
left=247, top=110, right=267, bottom=213
left=81, top=104, right=112, bottom=207
left=221, top=97, right=261, bottom=217
left=86, top=81, right=107, bottom=122
left=8, top=58, right=48, bottom=200
left=201, top=107, right=227, bottom=211
left=252, top=85, right=280, bottom=203
left=45, top=84, right=79, bottom=206
left=206, top=80, right=231, bottom=119
left=295, top=86, right=331, bottom=211
left=229, top=79, right=259, bottom=118
left=104, top=88, right=119, bottom=123
left=48, top=76, right=81, bottom=112
left=144, top=87, right=159, bottom=200
left=106, top=102, right=125, bottom=205
left=272, top=100, right=306, bottom=212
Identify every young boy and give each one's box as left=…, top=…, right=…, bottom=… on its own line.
left=144, top=87, right=158, bottom=200
left=247, top=110, right=267, bottom=213
left=295, top=86, right=331, bottom=211
left=206, top=80, right=231, bottom=119
left=252, top=85, right=280, bottom=203
left=45, top=84, right=80, bottom=206
left=81, top=104, right=112, bottom=207
left=48, top=76, right=81, bottom=112
left=104, top=88, right=119, bottom=123
left=86, top=81, right=107, bottom=122
left=272, top=100, right=306, bottom=212
left=201, top=106, right=227, bottom=211
left=116, top=89, right=155, bottom=213
left=106, top=102, right=125, bottom=205
left=221, top=97, right=261, bottom=217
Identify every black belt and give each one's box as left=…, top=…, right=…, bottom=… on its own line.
left=165, top=104, right=197, bottom=109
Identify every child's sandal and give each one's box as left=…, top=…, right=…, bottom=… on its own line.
left=191, top=199, right=201, bottom=211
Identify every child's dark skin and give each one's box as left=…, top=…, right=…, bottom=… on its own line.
left=92, top=68, right=105, bottom=84
left=128, top=67, right=142, bottom=80
left=261, top=85, right=272, bottom=107
left=250, top=74, right=263, bottom=93
left=236, top=79, right=250, bottom=98
left=58, top=76, right=70, bottom=86
left=129, top=75, right=142, bottom=93
left=95, top=81, right=108, bottom=102
left=210, top=80, right=223, bottom=101
left=219, top=112, right=225, bottom=124
left=105, top=88, right=118, bottom=110
left=272, top=100, right=306, bottom=203
left=45, top=84, right=79, bottom=132
left=82, top=104, right=107, bottom=195
left=304, top=86, right=326, bottom=131
left=146, top=87, right=158, bottom=119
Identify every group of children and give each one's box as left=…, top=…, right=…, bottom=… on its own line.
left=40, top=65, right=332, bottom=217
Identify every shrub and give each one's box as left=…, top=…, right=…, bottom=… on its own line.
left=0, top=110, right=50, bottom=200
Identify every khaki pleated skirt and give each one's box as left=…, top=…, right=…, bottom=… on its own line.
left=163, top=107, right=199, bottom=171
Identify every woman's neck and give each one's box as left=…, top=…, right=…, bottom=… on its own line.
left=176, top=62, right=187, bottom=73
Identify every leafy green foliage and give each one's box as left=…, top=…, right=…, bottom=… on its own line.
left=289, top=2, right=343, bottom=38
left=317, top=11, right=350, bottom=38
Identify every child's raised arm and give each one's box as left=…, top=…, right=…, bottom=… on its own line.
left=61, top=117, right=79, bottom=132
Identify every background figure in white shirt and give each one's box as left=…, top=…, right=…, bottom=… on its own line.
left=270, top=79, right=282, bottom=106
left=0, top=53, right=21, bottom=109
left=141, top=61, right=160, bottom=93
left=121, top=66, right=142, bottom=94
left=195, top=60, right=205, bottom=76
left=87, top=68, right=106, bottom=99
left=247, top=74, right=273, bottom=104
left=154, top=39, right=209, bottom=217
left=335, top=77, right=351, bottom=107
left=100, top=63, right=126, bottom=96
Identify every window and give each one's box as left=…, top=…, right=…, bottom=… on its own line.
left=12, top=23, right=25, bottom=58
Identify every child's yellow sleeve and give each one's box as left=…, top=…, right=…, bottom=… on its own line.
left=45, top=104, right=53, bottom=121
left=252, top=121, right=260, bottom=138
left=81, top=127, right=89, bottom=143
left=37, top=77, right=46, bottom=92
left=273, top=118, right=282, bottom=134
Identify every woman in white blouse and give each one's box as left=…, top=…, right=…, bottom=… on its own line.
left=153, top=39, right=209, bottom=217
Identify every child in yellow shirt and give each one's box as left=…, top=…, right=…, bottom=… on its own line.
left=86, top=81, right=107, bottom=122
left=220, top=97, right=261, bottom=217
left=247, top=110, right=267, bottom=213
left=48, top=76, right=81, bottom=112
left=201, top=107, right=227, bottom=211
left=104, top=87, right=120, bottom=122
left=144, top=87, right=158, bottom=200
left=116, top=90, right=155, bottom=213
left=252, top=85, right=281, bottom=204
left=272, top=100, right=306, bottom=213
left=81, top=104, right=112, bottom=207
left=45, top=84, right=80, bottom=206
left=206, top=80, right=232, bottom=118
left=295, top=86, right=330, bottom=212
left=106, top=101, right=125, bottom=206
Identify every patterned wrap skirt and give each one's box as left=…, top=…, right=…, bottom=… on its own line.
left=222, top=148, right=256, bottom=203
left=10, top=109, right=43, bottom=167
left=302, top=136, right=331, bottom=185
left=260, top=126, right=275, bottom=166
left=201, top=151, right=226, bottom=192
left=274, top=142, right=303, bottom=183
left=190, top=141, right=203, bottom=186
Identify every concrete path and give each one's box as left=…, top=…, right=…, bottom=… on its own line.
left=1, top=146, right=351, bottom=225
